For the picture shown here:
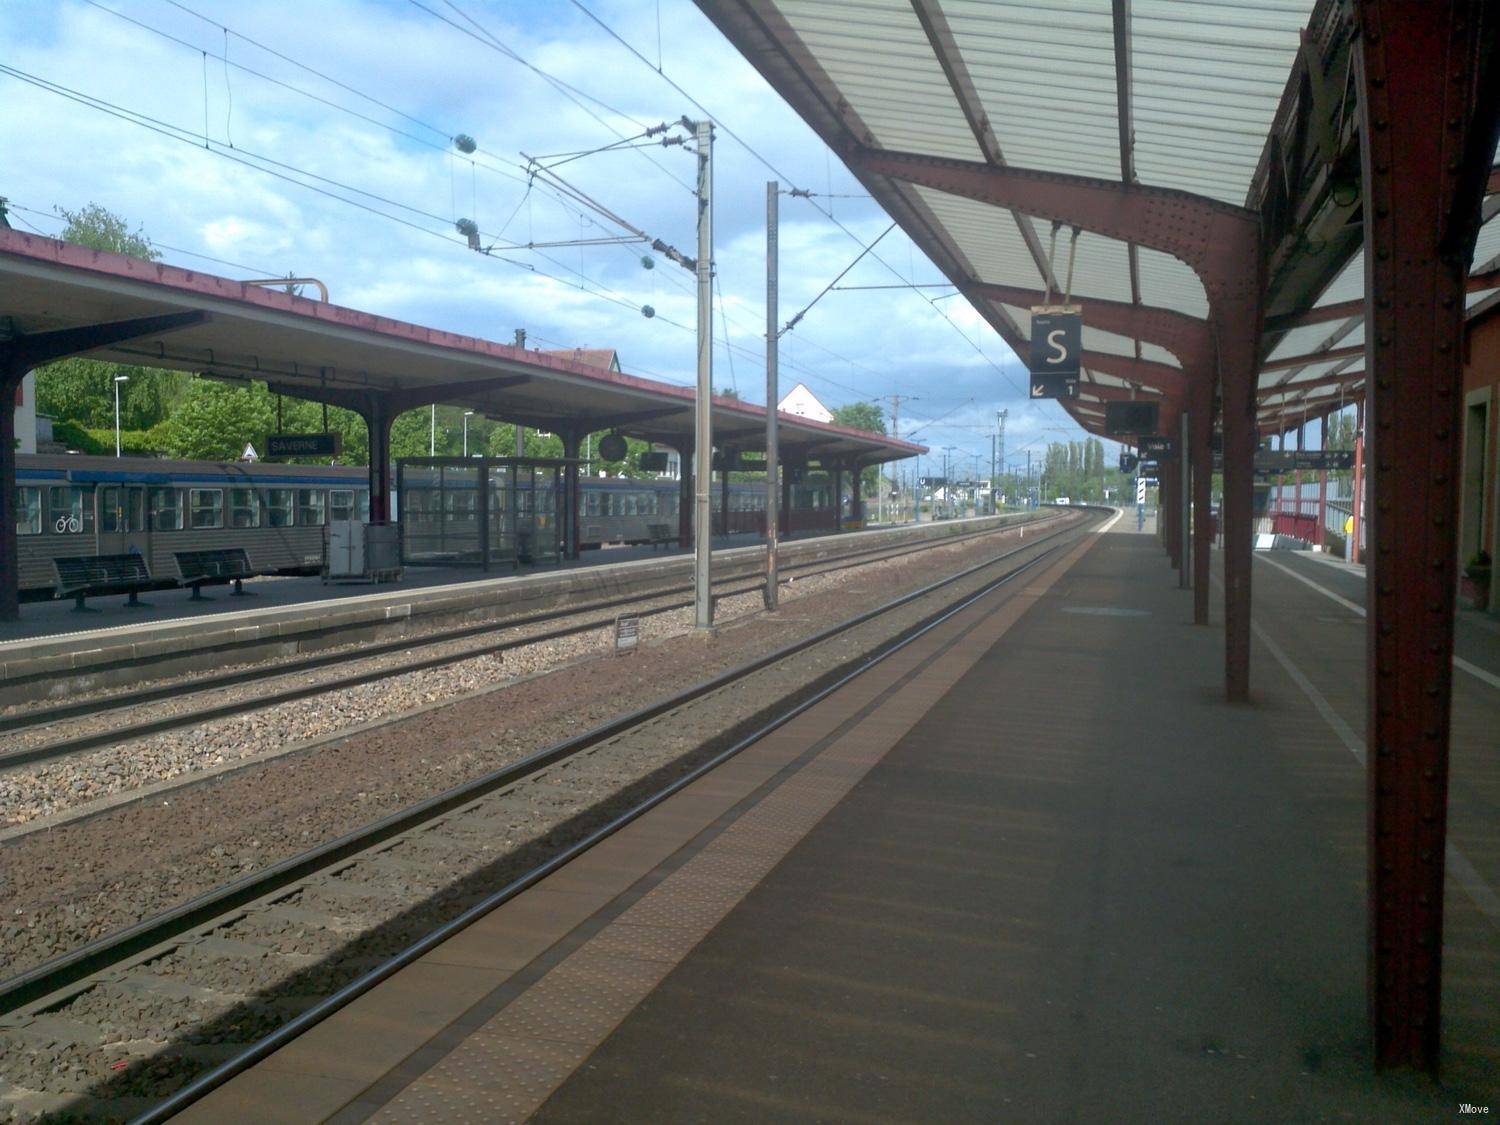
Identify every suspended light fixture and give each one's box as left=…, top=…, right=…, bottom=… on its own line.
left=453, top=134, right=477, bottom=154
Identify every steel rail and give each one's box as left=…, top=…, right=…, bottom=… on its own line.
left=132, top=508, right=1105, bottom=1124
left=0, top=517, right=1055, bottom=770
left=0, top=513, right=1092, bottom=1020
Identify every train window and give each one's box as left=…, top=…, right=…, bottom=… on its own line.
left=265, top=489, right=294, bottom=528
left=151, top=489, right=183, bottom=531
left=99, top=486, right=121, bottom=532
left=190, top=489, right=224, bottom=530
left=47, top=486, right=94, bottom=535
left=16, top=486, right=40, bottom=536
left=358, top=491, right=370, bottom=521
left=585, top=491, right=602, bottom=517
left=297, top=489, right=326, bottom=526
left=330, top=490, right=354, bottom=522
left=229, top=488, right=260, bottom=529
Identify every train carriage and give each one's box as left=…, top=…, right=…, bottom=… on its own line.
left=14, top=455, right=369, bottom=598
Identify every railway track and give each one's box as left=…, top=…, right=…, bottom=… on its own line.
left=0, top=514, right=1062, bottom=772
left=0, top=510, right=1101, bottom=1123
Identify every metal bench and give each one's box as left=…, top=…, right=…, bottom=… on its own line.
left=646, top=523, right=675, bottom=551
left=174, top=548, right=256, bottom=600
left=52, top=554, right=176, bottom=611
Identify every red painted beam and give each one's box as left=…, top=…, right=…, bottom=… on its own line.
left=968, top=280, right=1212, bottom=369
left=849, top=147, right=1261, bottom=307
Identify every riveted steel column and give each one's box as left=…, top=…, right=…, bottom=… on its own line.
left=366, top=397, right=393, bottom=524
left=0, top=364, right=20, bottom=622
left=676, top=443, right=693, bottom=549
left=1219, top=296, right=1264, bottom=703
left=561, top=430, right=582, bottom=560
left=1191, top=376, right=1215, bottom=623
left=1180, top=409, right=1191, bottom=589
left=832, top=463, right=844, bottom=533
left=1355, top=0, right=1491, bottom=1073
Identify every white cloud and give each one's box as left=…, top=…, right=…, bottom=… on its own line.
left=0, top=0, right=1097, bottom=466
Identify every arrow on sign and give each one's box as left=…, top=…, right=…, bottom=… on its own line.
left=1031, top=383, right=1046, bottom=398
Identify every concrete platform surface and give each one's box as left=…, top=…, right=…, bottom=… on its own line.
left=181, top=524, right=1500, bottom=1122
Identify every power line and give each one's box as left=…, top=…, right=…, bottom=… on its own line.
left=565, top=0, right=1029, bottom=400
left=405, top=0, right=694, bottom=194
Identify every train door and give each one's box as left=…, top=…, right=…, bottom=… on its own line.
left=98, top=485, right=152, bottom=564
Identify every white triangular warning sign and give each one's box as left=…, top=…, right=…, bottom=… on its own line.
left=240, top=443, right=259, bottom=462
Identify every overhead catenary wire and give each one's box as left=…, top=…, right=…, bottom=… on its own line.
left=780, top=222, right=896, bottom=337
left=567, top=0, right=1033, bottom=402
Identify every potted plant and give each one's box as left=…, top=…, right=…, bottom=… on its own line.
left=1463, top=550, right=1491, bottom=611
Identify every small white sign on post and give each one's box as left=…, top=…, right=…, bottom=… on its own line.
left=614, top=614, right=640, bottom=655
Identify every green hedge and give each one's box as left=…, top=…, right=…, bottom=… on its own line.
left=51, top=420, right=162, bottom=457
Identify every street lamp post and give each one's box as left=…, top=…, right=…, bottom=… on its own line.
left=430, top=405, right=436, bottom=456
left=113, top=375, right=129, bottom=458
left=463, top=411, right=474, bottom=457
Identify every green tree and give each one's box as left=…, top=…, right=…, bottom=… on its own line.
left=831, top=401, right=886, bottom=434
left=154, top=380, right=277, bottom=461
left=34, top=204, right=188, bottom=439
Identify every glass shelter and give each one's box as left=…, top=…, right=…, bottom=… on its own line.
left=396, top=457, right=566, bottom=570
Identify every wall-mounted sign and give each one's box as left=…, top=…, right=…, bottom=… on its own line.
left=1119, top=452, right=1139, bottom=474
left=1211, top=450, right=1357, bottom=474
left=1255, top=450, right=1355, bottom=472
left=1029, top=307, right=1082, bottom=378
left=1139, top=435, right=1175, bottom=460
left=1030, top=374, right=1079, bottom=399
left=1104, top=401, right=1160, bottom=436
left=266, top=432, right=342, bottom=459
left=638, top=451, right=671, bottom=472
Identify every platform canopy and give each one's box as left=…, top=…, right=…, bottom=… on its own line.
left=0, top=227, right=923, bottom=465
left=694, top=0, right=1500, bottom=439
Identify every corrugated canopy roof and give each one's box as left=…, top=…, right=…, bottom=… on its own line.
left=0, top=228, right=922, bottom=464
left=697, top=0, right=1500, bottom=439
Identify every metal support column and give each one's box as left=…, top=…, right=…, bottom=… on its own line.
left=1220, top=343, right=1260, bottom=703
left=0, top=367, right=20, bottom=622
left=364, top=398, right=393, bottom=523
left=1180, top=409, right=1191, bottom=590
left=764, top=180, right=780, bottom=610
left=1191, top=377, right=1214, bottom=623
left=780, top=464, right=793, bottom=536
left=719, top=455, right=730, bottom=537
left=561, top=430, right=582, bottom=560
left=851, top=462, right=864, bottom=526
left=1317, top=414, right=1329, bottom=551
left=1351, top=400, right=1365, bottom=564
left=1355, top=0, right=1496, bottom=1072
left=832, top=464, right=844, bottom=533
left=676, top=444, right=693, bottom=549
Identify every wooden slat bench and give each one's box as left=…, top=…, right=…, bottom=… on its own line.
left=174, top=548, right=256, bottom=600
left=52, top=554, right=176, bottom=611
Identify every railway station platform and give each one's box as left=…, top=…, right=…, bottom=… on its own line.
left=0, top=530, right=771, bottom=644
left=179, top=518, right=1500, bottom=1122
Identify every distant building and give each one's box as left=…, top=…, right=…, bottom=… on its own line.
left=13, top=371, right=36, bottom=454
left=777, top=382, right=833, bottom=423
left=544, top=347, right=622, bottom=373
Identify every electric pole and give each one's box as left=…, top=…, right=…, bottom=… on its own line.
left=765, top=181, right=779, bottom=610
left=995, top=409, right=1007, bottom=512
left=691, top=117, right=715, bottom=630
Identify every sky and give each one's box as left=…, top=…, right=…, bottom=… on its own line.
left=0, top=0, right=1105, bottom=476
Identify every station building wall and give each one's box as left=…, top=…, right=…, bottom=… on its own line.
left=1461, top=302, right=1500, bottom=582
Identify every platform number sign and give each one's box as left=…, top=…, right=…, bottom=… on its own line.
left=1028, top=307, right=1081, bottom=399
